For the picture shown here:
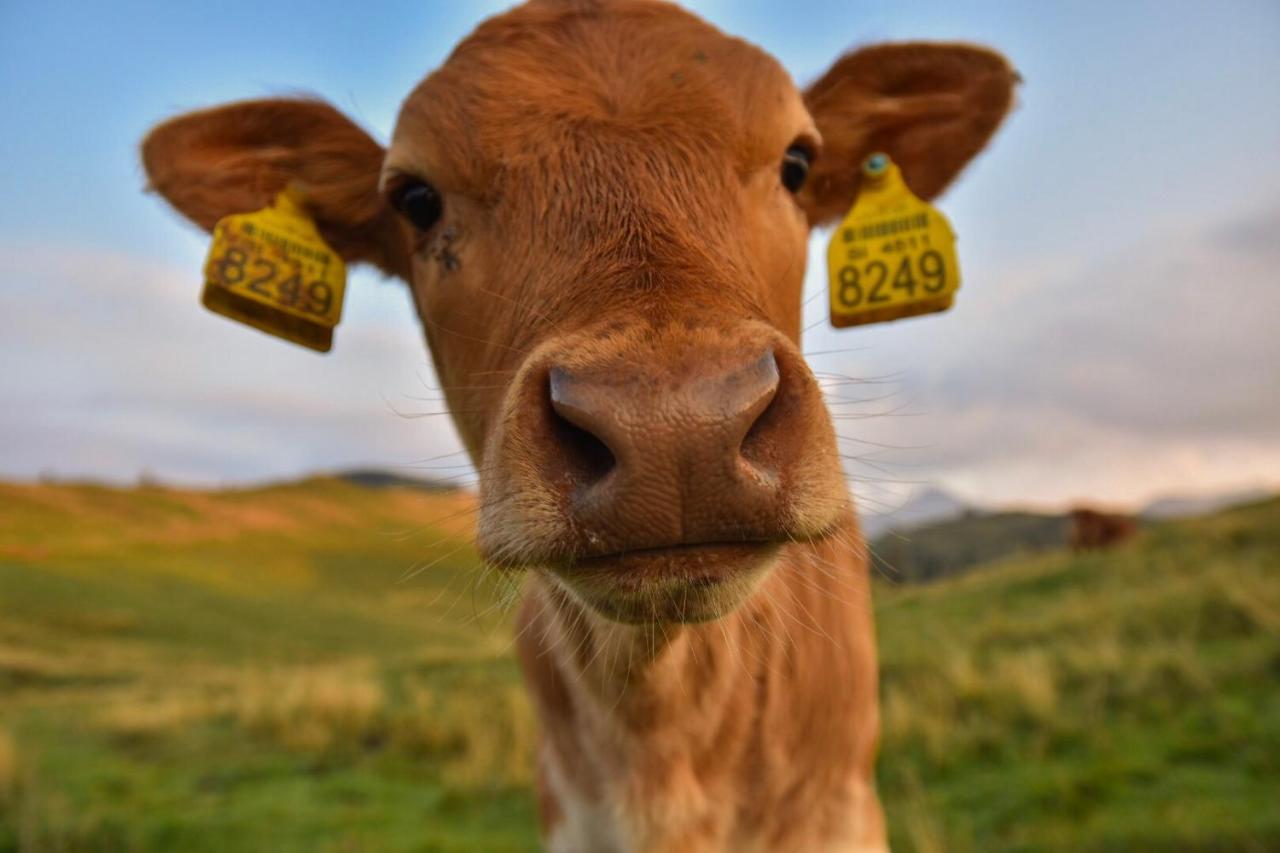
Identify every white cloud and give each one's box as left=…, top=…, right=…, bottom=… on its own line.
left=2, top=202, right=1277, bottom=509
left=809, top=201, right=1280, bottom=508
left=0, top=242, right=468, bottom=486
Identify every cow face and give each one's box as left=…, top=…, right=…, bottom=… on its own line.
left=142, top=1, right=1016, bottom=623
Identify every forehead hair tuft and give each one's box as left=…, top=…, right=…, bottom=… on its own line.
left=389, top=0, right=802, bottom=194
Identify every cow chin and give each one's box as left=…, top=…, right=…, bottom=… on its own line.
left=547, top=542, right=784, bottom=624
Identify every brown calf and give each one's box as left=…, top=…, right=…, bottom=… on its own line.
left=1069, top=507, right=1138, bottom=552
left=142, top=2, right=1015, bottom=849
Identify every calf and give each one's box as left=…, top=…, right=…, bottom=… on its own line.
left=142, top=2, right=1015, bottom=849
left=1070, top=507, right=1138, bottom=552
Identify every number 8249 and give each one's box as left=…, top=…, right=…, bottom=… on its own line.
left=836, top=250, right=946, bottom=309
left=214, top=247, right=334, bottom=317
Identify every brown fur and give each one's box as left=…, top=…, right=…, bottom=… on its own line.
left=1069, top=507, right=1138, bottom=552
left=141, top=2, right=1016, bottom=849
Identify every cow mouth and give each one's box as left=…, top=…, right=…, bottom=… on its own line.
left=547, top=541, right=783, bottom=624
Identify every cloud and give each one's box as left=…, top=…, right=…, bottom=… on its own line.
left=937, top=211, right=1279, bottom=440
left=3, top=201, right=1278, bottom=509
left=0, top=242, right=468, bottom=485
left=806, top=200, right=1280, bottom=507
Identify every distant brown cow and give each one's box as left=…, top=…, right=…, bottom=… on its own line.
left=1069, top=507, right=1138, bottom=551
left=141, top=3, right=1017, bottom=850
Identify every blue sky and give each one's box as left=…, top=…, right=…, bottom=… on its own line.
left=2, top=1, right=1278, bottom=510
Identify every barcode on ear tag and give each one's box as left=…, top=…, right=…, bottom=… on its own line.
left=827, top=153, right=961, bottom=328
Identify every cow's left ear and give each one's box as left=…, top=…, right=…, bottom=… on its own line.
left=797, top=43, right=1018, bottom=225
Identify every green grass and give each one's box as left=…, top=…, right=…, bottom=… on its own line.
left=0, top=479, right=1276, bottom=851
left=0, top=478, right=536, bottom=852
left=875, top=497, right=1280, bottom=852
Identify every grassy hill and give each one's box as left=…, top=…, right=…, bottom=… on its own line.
left=1, top=480, right=1276, bottom=851
left=874, top=497, right=1280, bottom=851
left=0, top=478, right=536, bottom=853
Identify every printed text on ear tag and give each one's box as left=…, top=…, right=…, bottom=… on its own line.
left=201, top=187, right=347, bottom=352
left=827, top=153, right=960, bottom=328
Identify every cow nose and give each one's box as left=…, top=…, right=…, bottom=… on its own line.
left=546, top=350, right=782, bottom=545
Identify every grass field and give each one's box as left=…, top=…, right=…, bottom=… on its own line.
left=0, top=478, right=534, bottom=852
left=874, top=497, right=1280, bottom=851
left=0, top=479, right=1276, bottom=851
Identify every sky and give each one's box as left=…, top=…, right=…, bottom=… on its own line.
left=1, top=0, right=1278, bottom=513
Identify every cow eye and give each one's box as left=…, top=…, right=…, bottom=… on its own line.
left=781, top=144, right=811, bottom=193
left=391, top=179, right=443, bottom=231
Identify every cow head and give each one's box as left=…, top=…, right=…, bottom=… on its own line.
left=142, top=1, right=1015, bottom=623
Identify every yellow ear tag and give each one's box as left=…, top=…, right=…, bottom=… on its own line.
left=827, top=153, right=960, bottom=328
left=202, top=187, right=346, bottom=352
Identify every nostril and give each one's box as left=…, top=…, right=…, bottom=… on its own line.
left=547, top=368, right=616, bottom=485
left=550, top=406, right=616, bottom=483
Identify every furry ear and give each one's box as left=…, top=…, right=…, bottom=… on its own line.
left=798, top=43, right=1018, bottom=225
left=141, top=98, right=410, bottom=279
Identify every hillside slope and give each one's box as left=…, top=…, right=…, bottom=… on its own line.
left=0, top=482, right=1276, bottom=851
left=0, top=478, right=537, bottom=853
left=875, top=497, right=1280, bottom=851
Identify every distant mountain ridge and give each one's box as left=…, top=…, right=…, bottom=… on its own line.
left=859, top=487, right=971, bottom=539
left=870, top=510, right=1070, bottom=584
left=861, top=483, right=1273, bottom=540
left=334, top=468, right=464, bottom=493
left=866, top=483, right=1275, bottom=584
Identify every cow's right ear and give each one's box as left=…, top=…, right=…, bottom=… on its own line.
left=141, top=98, right=411, bottom=279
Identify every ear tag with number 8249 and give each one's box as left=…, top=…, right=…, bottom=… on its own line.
left=202, top=186, right=346, bottom=352
left=827, top=153, right=960, bottom=328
